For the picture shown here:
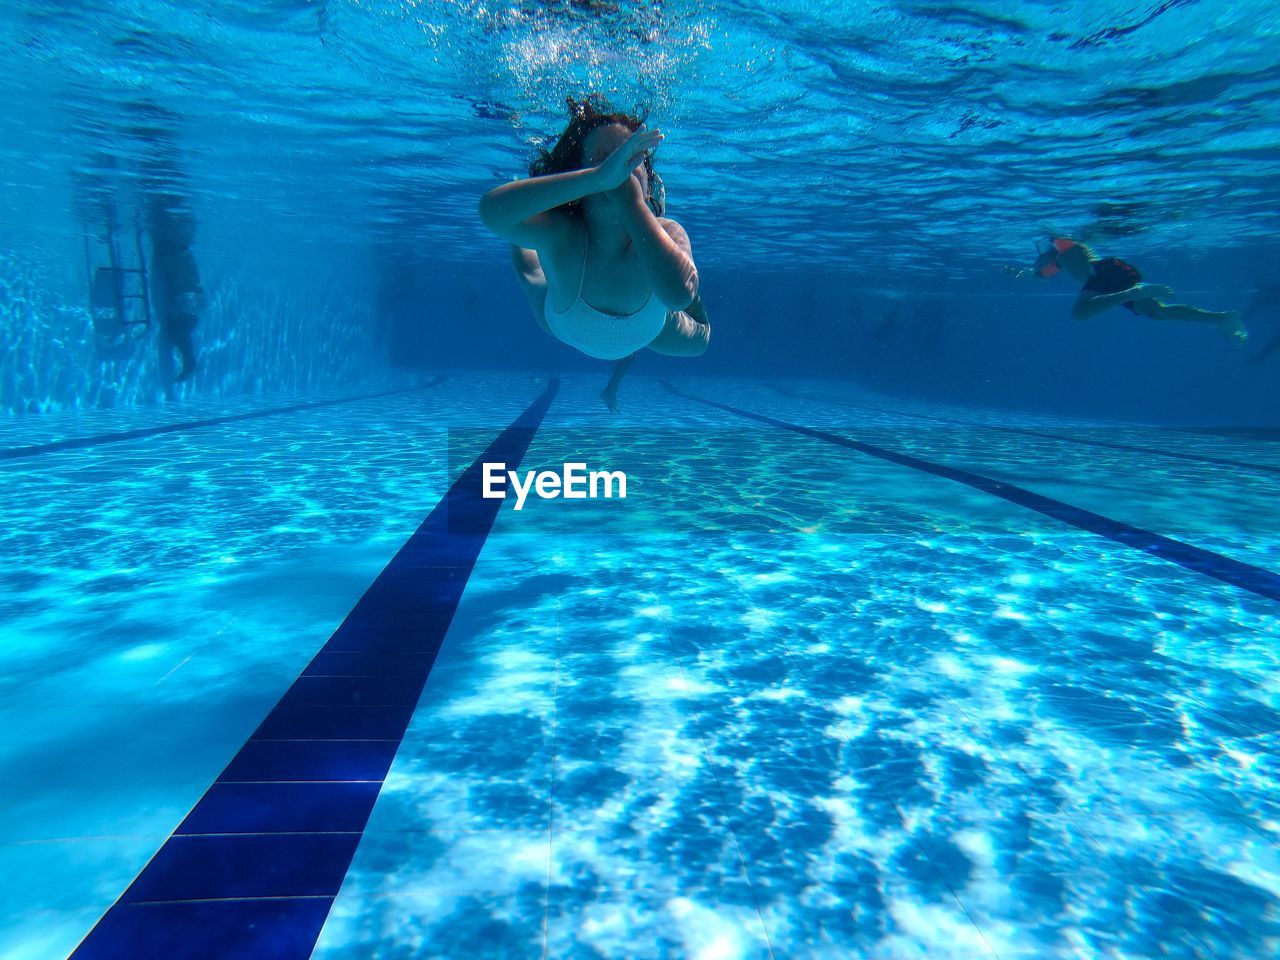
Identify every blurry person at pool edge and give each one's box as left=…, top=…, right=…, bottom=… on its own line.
left=1004, top=237, right=1246, bottom=344
left=149, top=196, right=205, bottom=382
left=479, top=97, right=709, bottom=412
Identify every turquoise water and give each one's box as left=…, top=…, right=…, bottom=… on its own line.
left=3, top=1, right=1280, bottom=958
left=4, top=1, right=1279, bottom=272
left=2, top=374, right=1279, bottom=958
left=4, top=0, right=1279, bottom=418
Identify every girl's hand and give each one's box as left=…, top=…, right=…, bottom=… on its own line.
left=1138, top=283, right=1173, bottom=300
left=603, top=171, right=646, bottom=211
left=593, top=126, right=663, bottom=192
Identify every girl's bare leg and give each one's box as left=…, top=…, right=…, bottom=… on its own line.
left=647, top=295, right=711, bottom=357
left=600, top=353, right=637, bottom=413
left=600, top=296, right=710, bottom=412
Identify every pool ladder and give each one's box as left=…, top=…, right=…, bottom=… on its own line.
left=85, top=220, right=152, bottom=340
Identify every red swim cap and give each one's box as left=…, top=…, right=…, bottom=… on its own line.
left=1035, top=238, right=1075, bottom=276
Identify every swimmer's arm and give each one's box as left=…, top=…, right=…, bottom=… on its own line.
left=478, top=168, right=606, bottom=248
left=616, top=205, right=698, bottom=311
left=1003, top=264, right=1042, bottom=280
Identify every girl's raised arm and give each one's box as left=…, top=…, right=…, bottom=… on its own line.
left=478, top=168, right=600, bottom=249
left=478, top=127, right=664, bottom=249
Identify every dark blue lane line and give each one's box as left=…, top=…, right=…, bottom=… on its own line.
left=668, top=381, right=1280, bottom=604
left=71, top=378, right=558, bottom=960
left=0, top=375, right=450, bottom=462
left=1169, top=426, right=1280, bottom=442
left=768, top=385, right=1280, bottom=478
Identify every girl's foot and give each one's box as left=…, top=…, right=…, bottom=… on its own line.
left=1219, top=312, right=1248, bottom=345
left=600, top=386, right=620, bottom=413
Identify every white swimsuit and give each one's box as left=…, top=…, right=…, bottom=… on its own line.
left=545, top=244, right=669, bottom=360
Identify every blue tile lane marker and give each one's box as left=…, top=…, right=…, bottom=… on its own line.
left=69, top=377, right=559, bottom=960
left=667, top=381, right=1280, bottom=604
left=0, top=375, right=449, bottom=462
left=768, top=384, right=1280, bottom=478
left=1172, top=426, right=1280, bottom=441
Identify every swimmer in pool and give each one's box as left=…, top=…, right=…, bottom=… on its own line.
left=479, top=97, right=709, bottom=412
left=148, top=197, right=204, bottom=382
left=1004, top=237, right=1247, bottom=344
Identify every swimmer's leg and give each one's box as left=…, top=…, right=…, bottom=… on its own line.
left=600, top=353, right=637, bottom=413
left=510, top=244, right=551, bottom=335
left=1069, top=291, right=1111, bottom=321
left=647, top=295, right=711, bottom=357
left=1132, top=299, right=1247, bottom=344
left=1071, top=285, right=1165, bottom=321
left=170, top=311, right=199, bottom=382
left=599, top=297, right=710, bottom=412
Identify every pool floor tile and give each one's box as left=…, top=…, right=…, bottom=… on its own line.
left=175, top=781, right=383, bottom=835
left=218, top=738, right=402, bottom=782
left=72, top=897, right=335, bottom=960
left=279, top=675, right=430, bottom=707
left=122, top=833, right=362, bottom=902
left=251, top=703, right=417, bottom=740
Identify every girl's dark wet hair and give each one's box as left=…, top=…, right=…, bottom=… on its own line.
left=530, top=96, right=665, bottom=217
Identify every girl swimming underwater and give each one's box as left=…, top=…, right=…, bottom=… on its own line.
left=479, top=98, right=710, bottom=411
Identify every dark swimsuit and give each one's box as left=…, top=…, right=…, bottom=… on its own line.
left=1082, top=257, right=1143, bottom=314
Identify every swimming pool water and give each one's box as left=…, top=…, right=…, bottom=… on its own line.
left=4, top=4, right=1280, bottom=954
left=2, top=373, right=1277, bottom=959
